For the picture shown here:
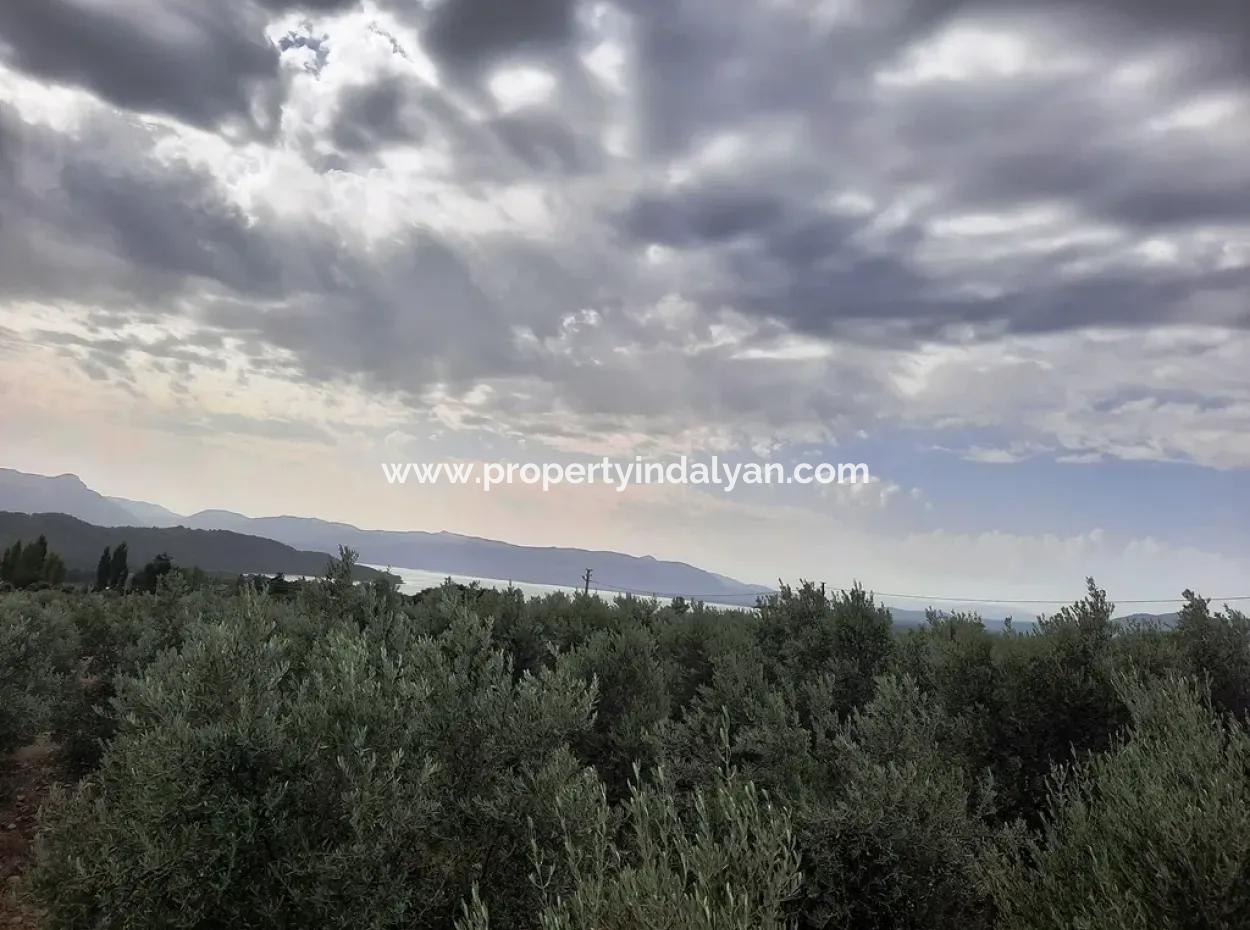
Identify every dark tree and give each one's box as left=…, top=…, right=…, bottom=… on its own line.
left=95, top=546, right=112, bottom=591
left=108, top=543, right=129, bottom=591
left=42, top=552, right=67, bottom=587
left=0, top=540, right=19, bottom=584
left=133, top=553, right=174, bottom=594
left=14, top=535, right=49, bottom=588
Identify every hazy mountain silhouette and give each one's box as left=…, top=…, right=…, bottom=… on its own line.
left=180, top=510, right=773, bottom=600
left=0, top=511, right=390, bottom=582
left=0, top=469, right=136, bottom=526
left=0, top=467, right=772, bottom=600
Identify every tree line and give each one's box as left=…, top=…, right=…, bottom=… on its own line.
left=0, top=535, right=66, bottom=588
left=0, top=536, right=176, bottom=594
left=1, top=552, right=1248, bottom=929
left=89, top=542, right=172, bottom=593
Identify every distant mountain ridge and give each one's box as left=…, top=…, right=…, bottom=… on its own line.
left=0, top=467, right=772, bottom=601
left=0, top=469, right=137, bottom=526
left=106, top=496, right=184, bottom=527
left=0, top=511, right=390, bottom=582
left=177, top=511, right=774, bottom=600
left=0, top=468, right=1185, bottom=621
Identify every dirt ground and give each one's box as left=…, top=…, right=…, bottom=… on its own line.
left=0, top=742, right=56, bottom=930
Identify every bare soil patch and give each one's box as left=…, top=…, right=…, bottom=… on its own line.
left=0, top=742, right=57, bottom=929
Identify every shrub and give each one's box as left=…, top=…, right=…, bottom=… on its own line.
left=7, top=574, right=1250, bottom=929
left=990, top=579, right=1128, bottom=821
left=985, top=675, right=1250, bottom=930
left=520, top=767, right=799, bottom=930
left=561, top=626, right=671, bottom=799
left=0, top=594, right=78, bottom=757
left=31, top=601, right=596, bottom=930
left=795, top=675, right=994, bottom=930
left=1174, top=590, right=1250, bottom=720
left=49, top=582, right=209, bottom=774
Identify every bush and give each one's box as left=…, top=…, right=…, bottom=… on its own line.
left=795, top=675, right=994, bottom=930
left=561, top=626, right=671, bottom=799
left=1174, top=591, right=1250, bottom=720
left=990, top=580, right=1127, bottom=821
left=518, top=766, right=799, bottom=930
left=985, top=675, right=1250, bottom=930
left=31, top=601, right=596, bottom=930
left=0, top=594, right=78, bottom=757
left=7, top=574, right=1250, bottom=929
left=48, top=582, right=208, bottom=774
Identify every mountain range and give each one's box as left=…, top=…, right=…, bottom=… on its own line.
left=0, top=510, right=392, bottom=583
left=0, top=467, right=773, bottom=602
left=4, top=468, right=1150, bottom=626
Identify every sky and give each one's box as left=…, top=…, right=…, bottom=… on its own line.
left=1, top=0, right=1249, bottom=611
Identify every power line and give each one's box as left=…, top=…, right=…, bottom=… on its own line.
left=588, top=580, right=1250, bottom=607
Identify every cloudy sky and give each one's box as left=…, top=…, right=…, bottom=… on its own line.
left=2, top=0, right=1249, bottom=609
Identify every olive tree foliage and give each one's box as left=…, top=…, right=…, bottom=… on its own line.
left=458, top=763, right=801, bottom=930
left=985, top=579, right=1128, bottom=822
left=662, top=656, right=995, bottom=925
left=985, top=675, right=1250, bottom=930
left=9, top=567, right=1250, bottom=929
left=51, top=569, right=233, bottom=775
left=756, top=582, right=894, bottom=715
left=794, top=674, right=996, bottom=930
left=560, top=625, right=672, bottom=800
left=0, top=593, right=78, bottom=756
left=536, top=770, right=800, bottom=930
left=31, top=589, right=598, bottom=930
left=1173, top=590, right=1250, bottom=720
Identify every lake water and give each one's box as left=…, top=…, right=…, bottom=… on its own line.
left=365, top=565, right=1039, bottom=625
left=367, top=564, right=752, bottom=609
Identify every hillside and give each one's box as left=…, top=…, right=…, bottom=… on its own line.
left=0, top=512, right=390, bottom=583
left=0, top=467, right=771, bottom=600
left=182, top=510, right=774, bottom=600
left=0, top=469, right=136, bottom=526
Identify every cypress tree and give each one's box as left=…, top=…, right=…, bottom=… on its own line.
left=109, top=542, right=129, bottom=590
left=0, top=541, right=18, bottom=584
left=42, top=552, right=66, bottom=586
left=96, top=546, right=112, bottom=591
left=15, top=535, right=48, bottom=588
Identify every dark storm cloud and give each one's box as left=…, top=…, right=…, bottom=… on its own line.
left=0, top=99, right=610, bottom=404
left=60, top=161, right=283, bottom=293
left=0, top=104, right=349, bottom=314
left=198, top=228, right=549, bottom=395
left=319, top=69, right=605, bottom=178
left=875, top=71, right=1250, bottom=229
left=418, top=0, right=576, bottom=70
left=621, top=185, right=787, bottom=248
left=584, top=0, right=1250, bottom=339
left=256, top=0, right=358, bottom=10
left=613, top=156, right=1250, bottom=338
left=2, top=0, right=1250, bottom=443
left=617, top=0, right=839, bottom=158
left=0, top=0, right=368, bottom=132
left=919, top=0, right=1250, bottom=73
left=330, top=77, right=426, bottom=152
left=0, top=0, right=282, bottom=131
left=612, top=0, right=1250, bottom=163
left=487, top=112, right=601, bottom=175
left=0, top=112, right=14, bottom=178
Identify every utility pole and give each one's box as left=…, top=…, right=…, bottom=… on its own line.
left=582, top=568, right=593, bottom=595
